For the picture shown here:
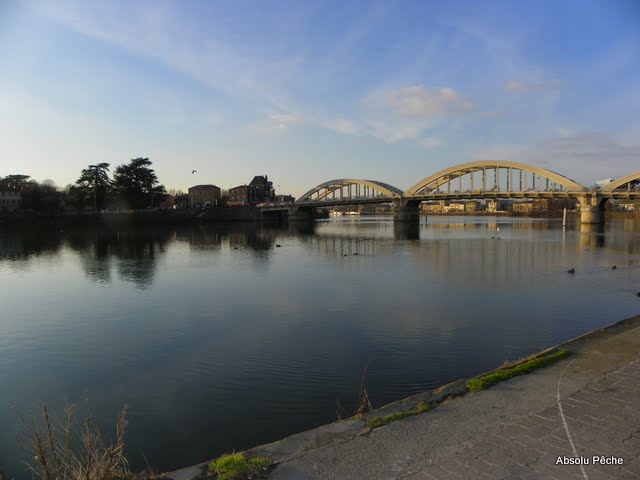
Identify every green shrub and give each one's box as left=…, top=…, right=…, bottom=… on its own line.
left=367, top=401, right=434, bottom=428
left=367, top=416, right=385, bottom=428
left=209, top=453, right=271, bottom=480
left=467, top=350, right=570, bottom=392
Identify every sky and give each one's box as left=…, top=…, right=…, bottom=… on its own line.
left=1, top=0, right=639, bottom=196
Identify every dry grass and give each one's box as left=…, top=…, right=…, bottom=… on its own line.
left=17, top=398, right=131, bottom=480
left=336, top=362, right=374, bottom=420
left=355, top=363, right=373, bottom=417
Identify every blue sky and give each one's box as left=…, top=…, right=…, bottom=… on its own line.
left=1, top=0, right=639, bottom=196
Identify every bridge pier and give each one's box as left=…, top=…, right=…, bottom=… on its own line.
left=392, top=200, right=420, bottom=223
left=579, top=206, right=605, bottom=225
left=578, top=194, right=606, bottom=225
left=288, top=206, right=314, bottom=222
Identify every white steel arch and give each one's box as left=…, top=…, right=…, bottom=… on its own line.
left=404, top=160, right=587, bottom=197
left=599, top=172, right=640, bottom=192
left=297, top=179, right=403, bottom=203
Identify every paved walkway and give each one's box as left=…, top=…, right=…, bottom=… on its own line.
left=166, top=317, right=640, bottom=480
left=267, top=318, right=640, bottom=480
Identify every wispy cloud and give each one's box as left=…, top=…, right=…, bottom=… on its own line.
left=320, top=84, right=472, bottom=148
left=505, top=79, right=560, bottom=92
left=269, top=113, right=299, bottom=127
left=247, top=84, right=464, bottom=150
left=321, top=117, right=360, bottom=136
left=473, top=132, right=640, bottom=185
left=32, top=0, right=302, bottom=112
left=366, top=85, right=473, bottom=117
left=248, top=112, right=301, bottom=133
left=418, top=137, right=442, bottom=150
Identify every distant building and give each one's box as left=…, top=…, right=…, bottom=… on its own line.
left=532, top=199, right=550, bottom=211
left=486, top=199, right=503, bottom=213
left=464, top=201, right=479, bottom=212
left=189, top=184, right=221, bottom=208
left=174, top=194, right=189, bottom=209
left=0, top=188, right=21, bottom=211
left=274, top=194, right=295, bottom=204
left=616, top=201, right=640, bottom=212
left=158, top=195, right=175, bottom=210
left=375, top=204, right=392, bottom=214
left=229, top=175, right=275, bottom=206
left=421, top=201, right=445, bottom=213
left=444, top=202, right=466, bottom=213
left=511, top=199, right=551, bottom=214
left=512, top=201, right=534, bottom=213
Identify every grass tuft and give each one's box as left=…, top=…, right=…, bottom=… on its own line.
left=209, top=453, right=271, bottom=480
left=467, top=350, right=571, bottom=392
left=16, top=396, right=130, bottom=480
left=367, top=401, right=434, bottom=429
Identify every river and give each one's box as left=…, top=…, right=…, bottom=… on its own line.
left=1, top=216, right=639, bottom=476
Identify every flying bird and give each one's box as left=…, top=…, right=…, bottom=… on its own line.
left=192, top=170, right=197, bottom=174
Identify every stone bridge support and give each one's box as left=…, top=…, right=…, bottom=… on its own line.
left=392, top=198, right=421, bottom=223
left=288, top=206, right=314, bottom=222
left=577, top=194, right=606, bottom=225
left=259, top=205, right=314, bottom=223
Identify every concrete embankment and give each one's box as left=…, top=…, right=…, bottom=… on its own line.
left=0, top=206, right=323, bottom=227
left=0, top=208, right=250, bottom=226
left=165, top=315, right=640, bottom=480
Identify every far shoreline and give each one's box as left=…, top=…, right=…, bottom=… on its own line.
left=1, top=208, right=637, bottom=228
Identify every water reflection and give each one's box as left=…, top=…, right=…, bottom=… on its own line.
left=0, top=229, right=63, bottom=261
left=1, top=217, right=640, bottom=478
left=311, top=235, right=382, bottom=257
left=175, top=226, right=223, bottom=251
left=578, top=223, right=605, bottom=250
left=2, top=219, right=639, bottom=282
left=64, top=228, right=173, bottom=289
left=393, top=222, right=420, bottom=241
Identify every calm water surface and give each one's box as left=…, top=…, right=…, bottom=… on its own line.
left=1, top=216, right=639, bottom=475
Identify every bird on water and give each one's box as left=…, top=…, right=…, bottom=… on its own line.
left=568, top=268, right=575, bottom=274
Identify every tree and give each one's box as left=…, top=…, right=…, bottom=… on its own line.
left=76, top=163, right=111, bottom=210
left=112, top=158, right=165, bottom=209
left=63, top=184, right=91, bottom=210
left=0, top=174, right=30, bottom=190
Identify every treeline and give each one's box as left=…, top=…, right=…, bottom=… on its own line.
left=1, top=157, right=166, bottom=213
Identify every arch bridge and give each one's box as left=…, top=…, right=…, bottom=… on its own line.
left=296, top=179, right=403, bottom=206
left=293, top=161, right=640, bottom=225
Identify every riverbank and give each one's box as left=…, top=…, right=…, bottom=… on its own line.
left=1, top=209, right=637, bottom=227
left=0, top=207, right=265, bottom=226
left=165, top=314, right=640, bottom=480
